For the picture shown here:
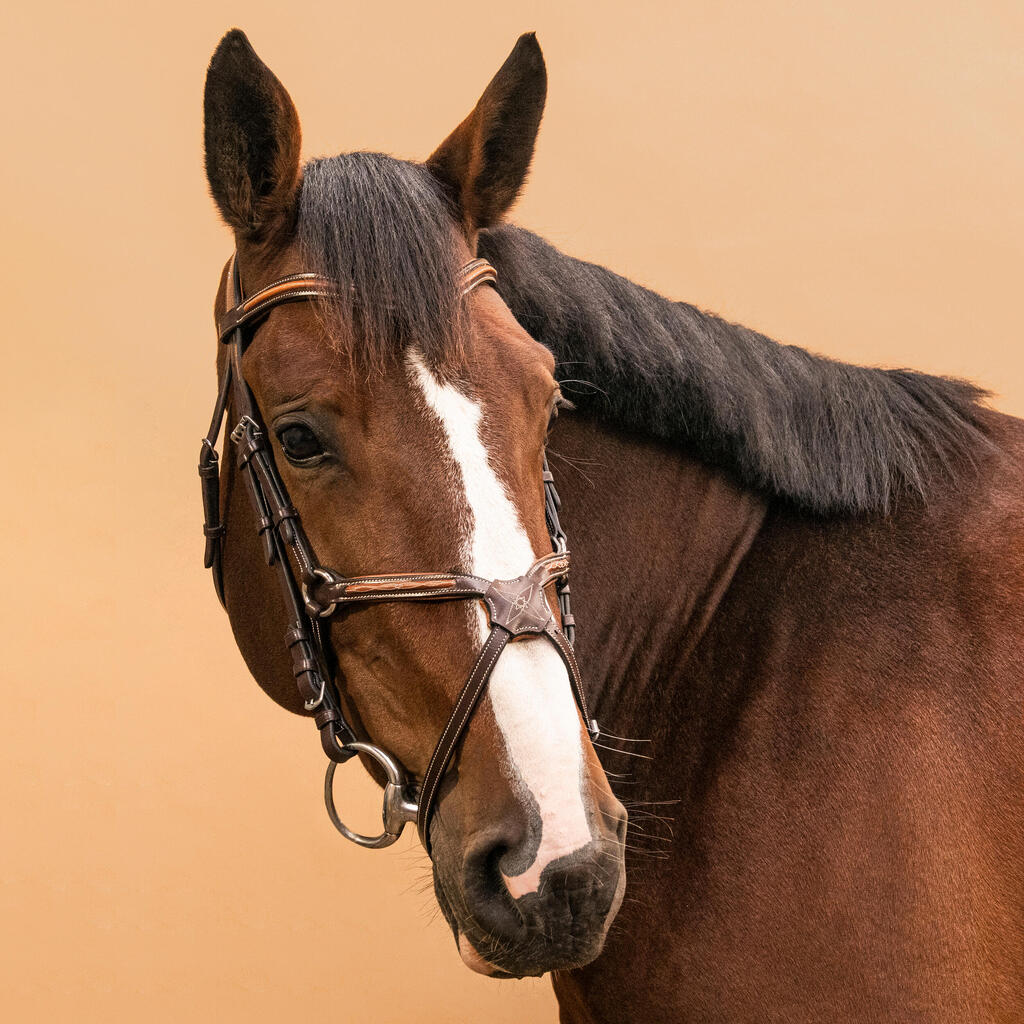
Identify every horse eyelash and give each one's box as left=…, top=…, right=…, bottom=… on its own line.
left=546, top=393, right=574, bottom=437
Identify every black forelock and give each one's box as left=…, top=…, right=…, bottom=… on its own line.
left=297, top=152, right=466, bottom=368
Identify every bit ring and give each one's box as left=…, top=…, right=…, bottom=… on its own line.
left=324, top=742, right=419, bottom=849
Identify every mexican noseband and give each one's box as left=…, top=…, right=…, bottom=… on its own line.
left=199, top=255, right=598, bottom=855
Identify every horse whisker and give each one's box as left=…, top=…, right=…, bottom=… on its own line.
left=593, top=741, right=654, bottom=760
left=598, top=731, right=652, bottom=745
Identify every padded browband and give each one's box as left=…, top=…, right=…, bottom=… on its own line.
left=217, top=258, right=498, bottom=343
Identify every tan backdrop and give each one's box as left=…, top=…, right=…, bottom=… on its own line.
left=2, top=2, right=1021, bottom=1021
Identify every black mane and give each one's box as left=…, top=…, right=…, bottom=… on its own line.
left=479, top=226, right=991, bottom=515
left=298, top=153, right=990, bottom=515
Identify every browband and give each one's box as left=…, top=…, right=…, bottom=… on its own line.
left=217, top=258, right=498, bottom=343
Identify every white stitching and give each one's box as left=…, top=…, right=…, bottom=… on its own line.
left=422, top=632, right=504, bottom=795
left=547, top=628, right=589, bottom=722
left=336, top=586, right=483, bottom=603
left=419, top=630, right=509, bottom=836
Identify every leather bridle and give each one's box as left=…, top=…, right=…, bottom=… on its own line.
left=199, top=254, right=598, bottom=855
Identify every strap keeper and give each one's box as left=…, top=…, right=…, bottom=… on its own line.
left=272, top=505, right=298, bottom=528
left=217, top=307, right=244, bottom=341
left=285, top=625, right=309, bottom=647
left=203, top=523, right=225, bottom=539
left=314, top=707, right=338, bottom=729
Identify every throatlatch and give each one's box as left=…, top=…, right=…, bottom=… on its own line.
left=199, top=254, right=598, bottom=854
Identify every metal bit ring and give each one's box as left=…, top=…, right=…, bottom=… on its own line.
left=324, top=742, right=419, bottom=849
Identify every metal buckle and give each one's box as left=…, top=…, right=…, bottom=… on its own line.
left=324, top=742, right=419, bottom=849
left=229, top=415, right=261, bottom=445
left=303, top=675, right=326, bottom=712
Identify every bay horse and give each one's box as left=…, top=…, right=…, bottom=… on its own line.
left=200, top=29, right=1024, bottom=1022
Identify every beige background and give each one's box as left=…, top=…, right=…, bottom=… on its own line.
left=2, top=2, right=1022, bottom=1021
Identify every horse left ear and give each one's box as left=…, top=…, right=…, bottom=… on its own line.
left=427, top=33, right=547, bottom=237
left=204, top=29, right=301, bottom=246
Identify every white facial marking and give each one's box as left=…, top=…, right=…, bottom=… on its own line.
left=408, top=351, right=593, bottom=896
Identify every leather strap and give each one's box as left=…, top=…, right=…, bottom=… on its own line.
left=216, top=257, right=495, bottom=343
left=304, top=552, right=569, bottom=617
left=217, top=270, right=334, bottom=342
left=417, top=626, right=511, bottom=847
left=458, top=258, right=498, bottom=296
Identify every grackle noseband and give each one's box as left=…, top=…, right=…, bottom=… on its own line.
left=199, top=255, right=598, bottom=854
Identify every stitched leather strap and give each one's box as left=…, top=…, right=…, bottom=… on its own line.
left=217, top=274, right=334, bottom=342
left=305, top=572, right=490, bottom=617
left=459, top=258, right=498, bottom=296
left=304, top=552, right=570, bottom=617
left=413, top=616, right=592, bottom=855
left=417, top=626, right=511, bottom=849
left=216, top=257, right=498, bottom=344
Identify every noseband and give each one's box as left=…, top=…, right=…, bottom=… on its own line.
left=199, top=255, right=598, bottom=855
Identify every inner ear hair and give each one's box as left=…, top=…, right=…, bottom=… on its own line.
left=204, top=29, right=302, bottom=245
left=427, top=33, right=547, bottom=238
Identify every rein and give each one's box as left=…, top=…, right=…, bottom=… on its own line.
left=199, top=255, right=598, bottom=854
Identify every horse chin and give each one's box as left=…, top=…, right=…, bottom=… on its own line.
left=455, top=928, right=612, bottom=980
left=457, top=934, right=507, bottom=977
left=450, top=867, right=626, bottom=979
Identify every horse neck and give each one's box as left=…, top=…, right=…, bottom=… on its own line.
left=550, top=413, right=767, bottom=743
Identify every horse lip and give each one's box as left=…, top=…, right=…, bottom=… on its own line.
left=458, top=933, right=501, bottom=975
left=455, top=920, right=612, bottom=979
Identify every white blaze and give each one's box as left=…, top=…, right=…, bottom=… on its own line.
left=408, top=351, right=593, bottom=896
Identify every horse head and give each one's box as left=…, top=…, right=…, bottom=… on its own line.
left=202, top=29, right=626, bottom=978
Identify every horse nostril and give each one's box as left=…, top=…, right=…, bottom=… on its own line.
left=462, top=831, right=525, bottom=935
left=482, top=841, right=511, bottom=898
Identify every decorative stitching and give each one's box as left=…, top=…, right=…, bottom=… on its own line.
left=418, top=629, right=510, bottom=845
left=334, top=585, right=486, bottom=604
left=421, top=632, right=505, bottom=798
left=547, top=627, right=590, bottom=723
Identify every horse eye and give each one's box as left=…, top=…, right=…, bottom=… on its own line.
left=277, top=423, right=324, bottom=463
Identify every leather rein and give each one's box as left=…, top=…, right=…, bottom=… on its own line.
left=199, top=255, right=598, bottom=855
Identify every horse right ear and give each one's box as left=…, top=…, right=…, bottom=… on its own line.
left=427, top=33, right=547, bottom=239
left=203, top=30, right=301, bottom=245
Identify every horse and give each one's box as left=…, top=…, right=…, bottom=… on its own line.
left=200, top=29, right=1024, bottom=1022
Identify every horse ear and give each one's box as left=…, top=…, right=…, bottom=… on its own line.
left=427, top=33, right=547, bottom=236
left=203, top=29, right=301, bottom=244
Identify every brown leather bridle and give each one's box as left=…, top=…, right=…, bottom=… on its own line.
left=199, top=255, right=598, bottom=854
